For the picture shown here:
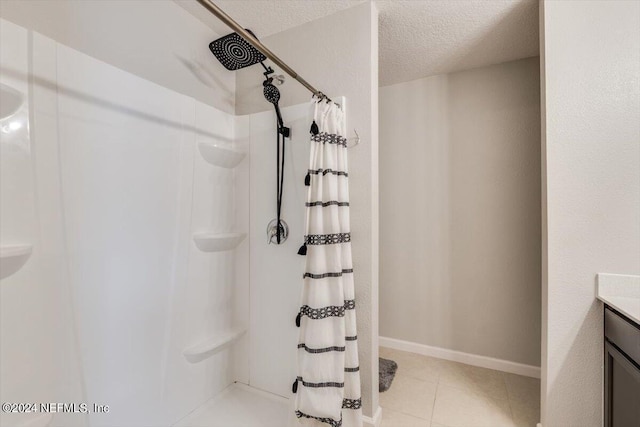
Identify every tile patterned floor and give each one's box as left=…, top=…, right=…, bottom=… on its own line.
left=379, top=347, right=540, bottom=427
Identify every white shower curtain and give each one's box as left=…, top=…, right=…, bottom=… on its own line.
left=294, top=97, right=362, bottom=427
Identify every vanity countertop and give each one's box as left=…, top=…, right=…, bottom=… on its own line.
left=597, top=273, right=640, bottom=325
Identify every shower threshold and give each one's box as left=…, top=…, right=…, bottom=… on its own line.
left=173, top=383, right=290, bottom=427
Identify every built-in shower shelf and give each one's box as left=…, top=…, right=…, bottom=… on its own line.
left=183, top=328, right=247, bottom=363
left=0, top=244, right=32, bottom=280
left=198, top=142, right=246, bottom=168
left=0, top=83, right=25, bottom=121
left=193, top=232, right=246, bottom=252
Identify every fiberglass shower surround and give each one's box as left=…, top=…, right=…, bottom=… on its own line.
left=0, top=17, right=249, bottom=426
left=2, top=17, right=297, bottom=426
left=0, top=1, right=370, bottom=426
left=205, top=3, right=363, bottom=424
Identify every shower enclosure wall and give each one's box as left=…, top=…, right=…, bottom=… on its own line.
left=1, top=1, right=380, bottom=424
left=0, top=17, right=316, bottom=427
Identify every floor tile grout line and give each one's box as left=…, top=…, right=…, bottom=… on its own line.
left=501, top=371, right=518, bottom=424
left=392, top=372, right=439, bottom=385
left=435, top=381, right=511, bottom=403
left=430, top=377, right=440, bottom=425
left=379, top=371, right=439, bottom=423
left=380, top=406, right=433, bottom=422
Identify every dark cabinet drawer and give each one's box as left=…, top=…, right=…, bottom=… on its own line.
left=605, top=342, right=640, bottom=427
left=604, top=306, right=640, bottom=427
left=605, top=307, right=640, bottom=364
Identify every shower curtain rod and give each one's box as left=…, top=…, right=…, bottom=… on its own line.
left=196, top=0, right=328, bottom=100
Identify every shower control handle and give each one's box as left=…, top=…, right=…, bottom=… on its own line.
left=267, top=219, right=289, bottom=245
left=267, top=228, right=277, bottom=244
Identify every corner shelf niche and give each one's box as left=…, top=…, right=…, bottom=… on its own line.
left=0, top=244, right=32, bottom=280
left=198, top=142, right=246, bottom=169
left=1, top=83, right=25, bottom=120
left=183, top=328, right=247, bottom=363
left=193, top=232, right=246, bottom=252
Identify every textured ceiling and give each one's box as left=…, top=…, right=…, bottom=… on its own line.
left=177, top=0, right=539, bottom=87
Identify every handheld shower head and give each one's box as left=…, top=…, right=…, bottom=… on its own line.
left=209, top=29, right=266, bottom=70
left=263, top=78, right=284, bottom=129
left=263, top=79, right=280, bottom=104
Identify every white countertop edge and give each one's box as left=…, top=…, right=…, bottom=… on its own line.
left=597, top=273, right=640, bottom=325
left=597, top=295, right=640, bottom=325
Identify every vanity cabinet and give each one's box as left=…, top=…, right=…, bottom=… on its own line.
left=604, top=306, right=640, bottom=427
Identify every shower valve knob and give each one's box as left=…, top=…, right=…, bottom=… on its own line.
left=267, top=219, right=289, bottom=245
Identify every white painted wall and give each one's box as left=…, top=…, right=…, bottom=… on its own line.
left=235, top=2, right=380, bottom=418
left=540, top=1, right=640, bottom=425
left=0, top=19, right=247, bottom=427
left=0, top=0, right=235, bottom=113
left=379, top=57, right=542, bottom=368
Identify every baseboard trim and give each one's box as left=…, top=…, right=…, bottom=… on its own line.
left=363, top=406, right=382, bottom=427
left=379, top=336, right=541, bottom=378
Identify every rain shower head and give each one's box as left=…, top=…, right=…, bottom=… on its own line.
left=209, top=29, right=266, bottom=71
